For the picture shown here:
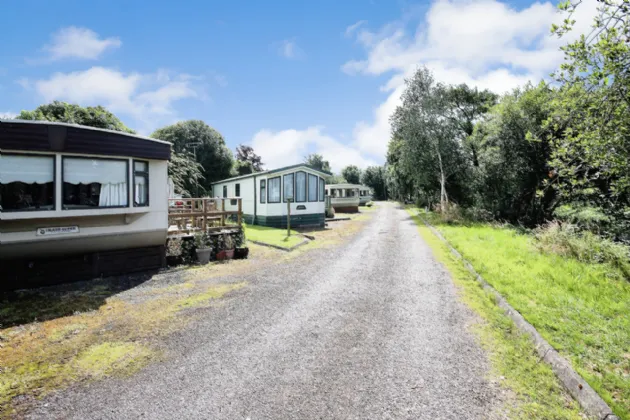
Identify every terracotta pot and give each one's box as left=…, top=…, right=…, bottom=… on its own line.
left=216, top=250, right=227, bottom=261
left=224, top=249, right=235, bottom=260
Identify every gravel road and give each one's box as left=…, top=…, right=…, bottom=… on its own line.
left=31, top=202, right=502, bottom=419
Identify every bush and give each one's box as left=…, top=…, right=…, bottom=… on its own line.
left=366, top=201, right=374, bottom=207
left=326, top=206, right=335, bottom=218
left=534, top=221, right=630, bottom=278
left=554, top=205, right=610, bottom=234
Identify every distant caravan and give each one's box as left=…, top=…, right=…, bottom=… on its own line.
left=325, top=183, right=361, bottom=213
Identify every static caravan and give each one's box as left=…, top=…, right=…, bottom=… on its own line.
left=325, top=183, right=360, bottom=213
left=212, top=164, right=328, bottom=228
left=0, top=120, right=171, bottom=289
left=359, top=185, right=373, bottom=205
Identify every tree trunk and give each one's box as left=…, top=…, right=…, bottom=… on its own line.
left=436, top=150, right=449, bottom=211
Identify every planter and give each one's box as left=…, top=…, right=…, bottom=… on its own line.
left=195, top=248, right=212, bottom=264
left=224, top=249, right=235, bottom=260
left=234, top=247, right=249, bottom=259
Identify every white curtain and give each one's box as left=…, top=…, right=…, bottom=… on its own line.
left=308, top=175, right=318, bottom=201
left=99, top=183, right=128, bottom=206
left=296, top=172, right=306, bottom=201
left=268, top=177, right=280, bottom=202
left=284, top=174, right=294, bottom=201
left=135, top=175, right=147, bottom=204
left=0, top=155, right=54, bottom=184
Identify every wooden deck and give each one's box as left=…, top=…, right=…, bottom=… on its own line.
left=168, top=198, right=242, bottom=237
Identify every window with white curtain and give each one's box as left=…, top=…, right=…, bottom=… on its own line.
left=283, top=173, right=294, bottom=202
left=268, top=177, right=281, bottom=203
left=295, top=171, right=306, bottom=202
left=308, top=174, right=318, bottom=202
left=63, top=157, right=128, bottom=209
left=134, top=160, right=149, bottom=207
left=260, top=180, right=266, bottom=203
left=0, top=154, right=55, bottom=212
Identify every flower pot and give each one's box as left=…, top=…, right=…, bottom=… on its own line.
left=224, top=249, right=235, bottom=260
left=234, top=247, right=249, bottom=259
left=216, top=250, right=227, bottom=261
left=195, top=248, right=212, bottom=264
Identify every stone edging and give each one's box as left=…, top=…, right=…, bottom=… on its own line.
left=248, top=237, right=309, bottom=252
left=418, top=214, right=619, bottom=420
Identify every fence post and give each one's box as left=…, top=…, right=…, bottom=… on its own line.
left=221, top=198, right=226, bottom=227
left=238, top=198, right=242, bottom=226
left=202, top=199, right=207, bottom=230
left=287, top=198, right=291, bottom=237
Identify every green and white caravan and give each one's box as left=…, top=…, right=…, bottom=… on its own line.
left=211, top=164, right=329, bottom=228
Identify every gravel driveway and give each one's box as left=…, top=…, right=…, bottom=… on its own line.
left=31, top=202, right=501, bottom=419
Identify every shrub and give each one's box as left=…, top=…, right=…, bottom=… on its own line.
left=166, top=238, right=183, bottom=257
left=326, top=206, right=335, bottom=218
left=366, top=201, right=374, bottom=207
left=554, top=205, right=610, bottom=234
left=534, top=221, right=630, bottom=278
left=463, top=206, right=494, bottom=222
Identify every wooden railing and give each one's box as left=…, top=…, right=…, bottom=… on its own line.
left=168, top=198, right=242, bottom=236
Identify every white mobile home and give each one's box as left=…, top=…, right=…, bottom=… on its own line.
left=325, top=183, right=361, bottom=213
left=212, top=164, right=328, bottom=228
left=359, top=185, right=373, bottom=205
left=0, top=120, right=171, bottom=289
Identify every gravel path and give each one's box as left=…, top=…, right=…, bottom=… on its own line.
left=30, top=203, right=501, bottom=419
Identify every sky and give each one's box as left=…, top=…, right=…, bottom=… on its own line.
left=0, top=0, right=598, bottom=173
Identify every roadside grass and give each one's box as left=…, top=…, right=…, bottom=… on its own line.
left=0, top=281, right=244, bottom=417
left=407, top=210, right=584, bottom=419
left=411, top=208, right=630, bottom=419
left=243, top=224, right=304, bottom=249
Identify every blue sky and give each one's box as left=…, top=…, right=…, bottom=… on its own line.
left=0, top=0, right=595, bottom=172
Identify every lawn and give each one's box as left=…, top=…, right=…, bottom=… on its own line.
left=243, top=224, right=304, bottom=249
left=410, top=209, right=630, bottom=419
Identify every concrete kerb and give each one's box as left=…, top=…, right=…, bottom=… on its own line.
left=249, top=237, right=310, bottom=252
left=417, top=213, right=619, bottom=420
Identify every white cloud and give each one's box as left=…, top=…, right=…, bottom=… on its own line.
left=251, top=126, right=376, bottom=172
left=343, top=0, right=599, bottom=160
left=43, top=26, right=121, bottom=61
left=0, top=111, right=17, bottom=119
left=277, top=39, right=304, bottom=59
left=345, top=20, right=367, bottom=36
left=29, top=66, right=200, bottom=133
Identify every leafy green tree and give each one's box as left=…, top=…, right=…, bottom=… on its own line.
left=386, top=138, right=415, bottom=202
left=168, top=152, right=205, bottom=198
left=304, top=153, right=331, bottom=173
left=16, top=101, right=135, bottom=133
left=325, top=174, right=346, bottom=184
left=235, top=144, right=264, bottom=172
left=341, top=165, right=362, bottom=184
left=361, top=166, right=388, bottom=200
left=151, top=120, right=234, bottom=194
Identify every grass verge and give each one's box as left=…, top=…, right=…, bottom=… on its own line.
left=411, top=208, right=630, bottom=420
left=407, top=209, right=584, bottom=419
left=243, top=224, right=304, bottom=249
left=0, top=281, right=244, bottom=417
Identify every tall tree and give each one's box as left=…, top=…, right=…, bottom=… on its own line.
left=151, top=120, right=234, bottom=194
left=361, top=166, right=388, bottom=200
left=444, top=84, right=498, bottom=166
left=16, top=101, right=135, bottom=133
left=341, top=165, right=362, bottom=184
left=235, top=144, right=264, bottom=172
left=391, top=67, right=466, bottom=210
left=304, top=153, right=332, bottom=173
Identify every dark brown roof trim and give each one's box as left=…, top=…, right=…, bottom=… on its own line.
left=0, top=120, right=171, bottom=160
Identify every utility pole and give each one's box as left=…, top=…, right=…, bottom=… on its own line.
left=188, top=140, right=202, bottom=197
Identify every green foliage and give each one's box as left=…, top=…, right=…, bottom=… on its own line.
left=304, top=153, right=332, bottom=173
left=168, top=151, right=204, bottom=197
left=365, top=201, right=374, bottom=207
left=325, top=174, right=346, bottom=184
left=341, top=165, right=361, bottom=184
left=232, top=159, right=255, bottom=176
left=360, top=165, right=388, bottom=200
left=325, top=206, right=336, bottom=218
left=151, top=120, right=234, bottom=193
left=553, top=205, right=611, bottom=233
left=193, top=231, right=212, bottom=249
left=16, top=101, right=135, bottom=133
left=235, top=144, right=264, bottom=172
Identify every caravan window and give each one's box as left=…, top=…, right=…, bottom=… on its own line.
left=295, top=171, right=306, bottom=202
left=63, top=157, right=128, bottom=209
left=283, top=173, right=294, bottom=202
left=0, top=154, right=55, bottom=212
left=308, top=174, right=318, bottom=202
left=134, top=160, right=149, bottom=207
left=260, top=180, right=266, bottom=203
left=319, top=178, right=325, bottom=202
left=267, top=177, right=281, bottom=203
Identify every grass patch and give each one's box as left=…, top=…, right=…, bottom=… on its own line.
left=412, top=208, right=630, bottom=419
left=73, top=342, right=153, bottom=378
left=243, top=224, right=304, bottom=249
left=407, top=210, right=583, bottom=419
left=172, top=282, right=246, bottom=310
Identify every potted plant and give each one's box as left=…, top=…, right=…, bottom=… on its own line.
left=194, top=231, right=212, bottom=264
left=234, top=230, right=249, bottom=259
left=223, top=234, right=235, bottom=260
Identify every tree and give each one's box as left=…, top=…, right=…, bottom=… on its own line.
left=304, top=153, right=331, bottom=173
left=361, top=166, right=388, bottom=200
left=386, top=138, right=415, bottom=202
left=235, top=144, right=264, bottom=172
left=168, top=152, right=205, bottom=198
left=444, top=84, right=498, bottom=167
left=341, top=165, right=362, bottom=184
left=326, top=174, right=346, bottom=184
left=16, top=101, right=135, bottom=133
left=391, top=67, right=467, bottom=210
left=151, top=120, right=234, bottom=194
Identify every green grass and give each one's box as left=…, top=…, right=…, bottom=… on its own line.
left=243, top=224, right=304, bottom=249
left=407, top=210, right=584, bottom=418
left=412, top=209, right=630, bottom=420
